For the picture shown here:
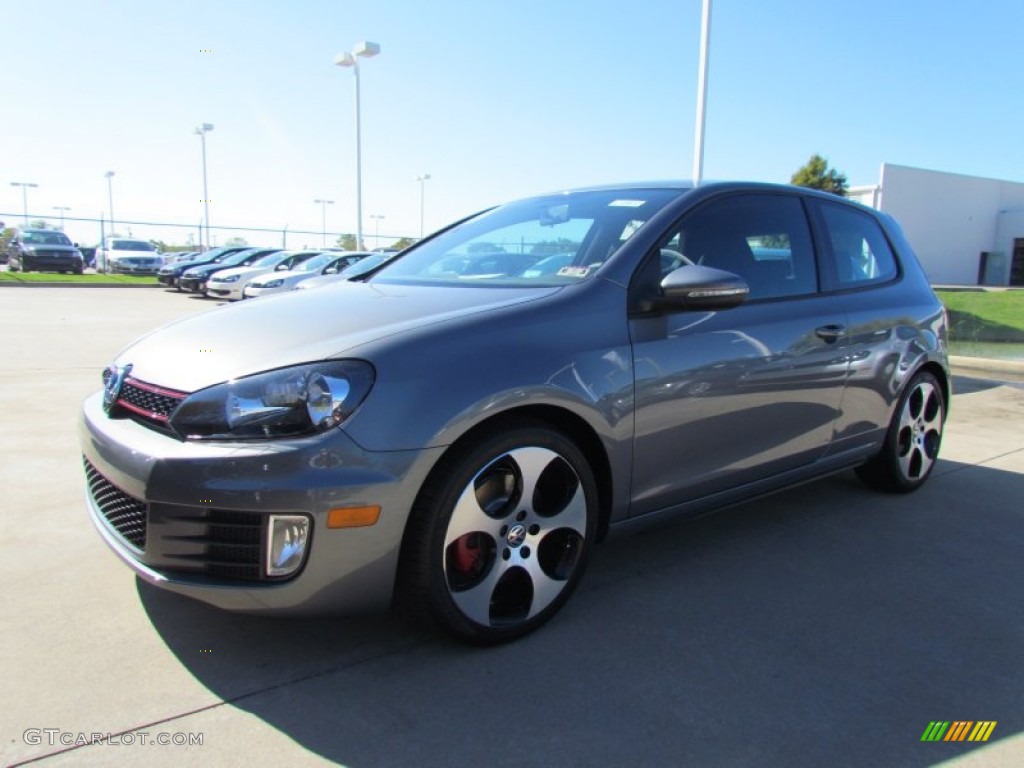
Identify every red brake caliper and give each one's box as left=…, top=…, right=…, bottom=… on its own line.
left=452, top=534, right=482, bottom=576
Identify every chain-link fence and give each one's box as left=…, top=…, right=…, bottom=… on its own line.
left=0, top=211, right=411, bottom=255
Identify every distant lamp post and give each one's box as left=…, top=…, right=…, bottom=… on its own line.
left=195, top=123, right=214, bottom=249
left=104, top=171, right=116, bottom=235
left=415, top=174, right=431, bottom=238
left=334, top=41, right=381, bottom=251
left=692, top=0, right=712, bottom=185
left=11, top=181, right=39, bottom=224
left=369, top=214, right=385, bottom=249
left=314, top=199, right=335, bottom=247
left=53, top=206, right=71, bottom=230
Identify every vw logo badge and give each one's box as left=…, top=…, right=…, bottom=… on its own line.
left=103, top=364, right=131, bottom=413
left=507, top=523, right=527, bottom=547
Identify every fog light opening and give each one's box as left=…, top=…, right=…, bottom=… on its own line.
left=266, top=515, right=310, bottom=577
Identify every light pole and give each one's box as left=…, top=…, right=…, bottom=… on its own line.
left=369, top=214, right=385, bottom=249
left=334, top=41, right=381, bottom=251
left=104, top=171, right=116, bottom=236
left=195, top=123, right=214, bottom=250
left=314, top=198, right=334, bottom=247
left=53, top=206, right=71, bottom=230
left=11, top=182, right=38, bottom=224
left=692, top=0, right=712, bottom=185
left=415, top=174, right=431, bottom=239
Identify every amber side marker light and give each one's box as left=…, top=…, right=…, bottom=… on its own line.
left=327, top=505, right=381, bottom=529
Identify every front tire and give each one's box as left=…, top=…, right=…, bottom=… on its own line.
left=856, top=370, right=945, bottom=493
left=399, top=421, right=598, bottom=643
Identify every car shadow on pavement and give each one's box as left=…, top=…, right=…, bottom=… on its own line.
left=139, top=461, right=1024, bottom=767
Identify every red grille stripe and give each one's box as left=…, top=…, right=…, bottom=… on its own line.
left=124, top=377, right=188, bottom=398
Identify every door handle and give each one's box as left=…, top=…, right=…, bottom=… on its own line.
left=815, top=324, right=846, bottom=343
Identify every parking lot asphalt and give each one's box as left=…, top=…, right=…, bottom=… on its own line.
left=2, top=288, right=1022, bottom=767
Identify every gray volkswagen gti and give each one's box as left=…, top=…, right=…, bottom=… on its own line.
left=80, top=182, right=949, bottom=643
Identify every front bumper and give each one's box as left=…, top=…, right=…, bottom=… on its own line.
left=178, top=276, right=206, bottom=293
left=80, top=391, right=443, bottom=614
left=242, top=285, right=286, bottom=299
left=25, top=256, right=82, bottom=271
left=112, top=266, right=160, bottom=275
left=206, top=283, right=245, bottom=300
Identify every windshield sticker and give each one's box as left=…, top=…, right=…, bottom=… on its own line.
left=608, top=199, right=645, bottom=208
left=557, top=266, right=591, bottom=278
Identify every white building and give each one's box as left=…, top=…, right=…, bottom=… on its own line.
left=848, top=163, right=1024, bottom=286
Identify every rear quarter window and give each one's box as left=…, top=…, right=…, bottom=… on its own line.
left=817, top=202, right=898, bottom=287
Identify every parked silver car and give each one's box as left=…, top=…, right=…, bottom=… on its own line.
left=80, top=182, right=949, bottom=643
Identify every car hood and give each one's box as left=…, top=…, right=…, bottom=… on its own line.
left=26, top=244, right=78, bottom=252
left=249, top=268, right=315, bottom=286
left=208, top=265, right=273, bottom=281
left=110, top=250, right=159, bottom=259
left=295, top=274, right=347, bottom=290
left=113, top=280, right=561, bottom=392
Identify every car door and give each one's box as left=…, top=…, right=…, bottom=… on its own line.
left=627, top=192, right=849, bottom=517
left=809, top=198, right=913, bottom=455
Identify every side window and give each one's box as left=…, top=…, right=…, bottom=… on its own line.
left=818, top=203, right=898, bottom=287
left=659, top=194, right=818, bottom=301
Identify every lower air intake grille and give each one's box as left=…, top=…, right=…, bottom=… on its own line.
left=84, top=458, right=147, bottom=550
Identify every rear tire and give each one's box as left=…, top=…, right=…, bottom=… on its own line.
left=398, top=420, right=598, bottom=644
left=856, top=370, right=945, bottom=493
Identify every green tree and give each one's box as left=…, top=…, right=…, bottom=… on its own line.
left=791, top=154, right=848, bottom=197
left=224, top=236, right=248, bottom=246
left=336, top=233, right=358, bottom=251
left=389, top=237, right=417, bottom=251
left=28, top=219, right=51, bottom=229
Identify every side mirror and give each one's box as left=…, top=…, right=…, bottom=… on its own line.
left=657, top=265, right=749, bottom=311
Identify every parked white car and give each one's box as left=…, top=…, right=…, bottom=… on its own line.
left=294, top=251, right=400, bottom=291
left=96, top=238, right=163, bottom=274
left=205, top=250, right=321, bottom=300
left=243, top=252, right=370, bottom=298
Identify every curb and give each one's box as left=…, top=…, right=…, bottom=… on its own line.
left=949, top=355, right=1024, bottom=381
left=0, top=281, right=161, bottom=289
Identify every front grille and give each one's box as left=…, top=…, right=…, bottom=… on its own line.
left=84, top=459, right=147, bottom=550
left=118, top=378, right=187, bottom=423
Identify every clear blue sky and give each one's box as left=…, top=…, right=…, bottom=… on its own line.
left=3, top=0, right=1022, bottom=248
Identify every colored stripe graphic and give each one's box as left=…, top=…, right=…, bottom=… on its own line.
left=968, top=722, right=997, bottom=742
left=944, top=721, right=973, bottom=741
left=921, top=721, right=996, bottom=742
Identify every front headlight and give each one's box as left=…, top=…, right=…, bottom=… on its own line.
left=259, top=279, right=284, bottom=288
left=168, top=361, right=374, bottom=439
left=218, top=274, right=241, bottom=283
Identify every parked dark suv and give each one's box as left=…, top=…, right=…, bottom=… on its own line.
left=82, top=181, right=949, bottom=643
left=6, top=228, right=84, bottom=274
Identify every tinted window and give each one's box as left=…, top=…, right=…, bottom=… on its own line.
left=658, top=194, right=818, bottom=300
left=818, top=202, right=898, bottom=286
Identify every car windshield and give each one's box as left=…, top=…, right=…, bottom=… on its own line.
left=24, top=231, right=72, bottom=246
left=253, top=251, right=290, bottom=268
left=224, top=249, right=271, bottom=266
left=292, top=253, right=334, bottom=272
left=112, top=240, right=154, bottom=251
left=372, top=188, right=683, bottom=287
left=339, top=252, right=400, bottom=278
